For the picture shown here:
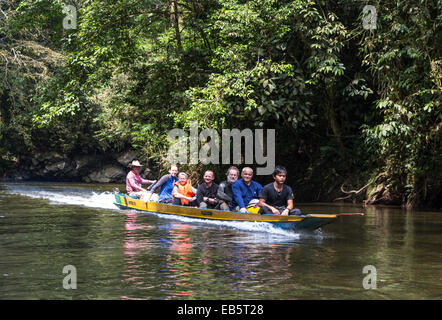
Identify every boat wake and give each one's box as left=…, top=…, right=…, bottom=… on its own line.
left=3, top=183, right=117, bottom=210
left=142, top=210, right=302, bottom=239
left=2, top=183, right=325, bottom=239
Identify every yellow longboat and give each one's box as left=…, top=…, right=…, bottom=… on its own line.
left=114, top=193, right=362, bottom=231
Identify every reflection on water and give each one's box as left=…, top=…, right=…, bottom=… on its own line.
left=121, top=210, right=197, bottom=298
left=1, top=182, right=442, bottom=299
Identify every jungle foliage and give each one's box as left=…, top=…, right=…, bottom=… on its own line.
left=0, top=0, right=441, bottom=208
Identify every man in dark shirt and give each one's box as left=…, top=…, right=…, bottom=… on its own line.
left=217, top=166, right=239, bottom=211
left=258, top=166, right=302, bottom=215
left=196, top=170, right=219, bottom=209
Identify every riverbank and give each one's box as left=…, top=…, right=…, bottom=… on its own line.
left=1, top=151, right=154, bottom=184
left=2, top=148, right=441, bottom=210
left=2, top=169, right=441, bottom=211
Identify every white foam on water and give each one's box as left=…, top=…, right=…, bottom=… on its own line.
left=139, top=210, right=301, bottom=239
left=4, top=185, right=118, bottom=210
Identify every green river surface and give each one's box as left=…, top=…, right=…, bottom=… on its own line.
left=1, top=182, right=441, bottom=300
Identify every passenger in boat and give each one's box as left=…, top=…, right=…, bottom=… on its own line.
left=258, top=165, right=302, bottom=215
left=217, top=166, right=239, bottom=211
left=196, top=170, right=219, bottom=209
left=230, top=167, right=263, bottom=213
left=126, top=160, right=156, bottom=202
left=149, top=164, right=179, bottom=203
left=172, top=172, right=198, bottom=206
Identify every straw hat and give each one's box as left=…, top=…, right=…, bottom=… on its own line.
left=128, top=160, right=143, bottom=168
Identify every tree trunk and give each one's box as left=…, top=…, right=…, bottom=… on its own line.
left=325, top=89, right=346, bottom=158
left=170, top=0, right=183, bottom=55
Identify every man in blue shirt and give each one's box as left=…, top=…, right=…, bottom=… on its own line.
left=231, top=167, right=263, bottom=212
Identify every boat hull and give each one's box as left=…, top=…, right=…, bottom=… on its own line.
left=113, top=194, right=338, bottom=231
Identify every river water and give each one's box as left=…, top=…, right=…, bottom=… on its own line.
left=0, top=182, right=441, bottom=300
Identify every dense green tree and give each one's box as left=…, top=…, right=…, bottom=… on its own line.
left=360, top=0, right=441, bottom=208
left=1, top=0, right=440, bottom=208
left=0, top=0, right=65, bottom=171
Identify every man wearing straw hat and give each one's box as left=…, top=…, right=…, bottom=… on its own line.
left=126, top=160, right=156, bottom=201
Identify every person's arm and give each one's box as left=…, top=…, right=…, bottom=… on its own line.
left=255, top=182, right=263, bottom=198
left=280, top=199, right=294, bottom=215
left=196, top=185, right=205, bottom=204
left=207, top=184, right=218, bottom=204
left=191, top=186, right=197, bottom=200
left=217, top=182, right=232, bottom=202
left=172, top=185, right=183, bottom=198
left=173, top=185, right=196, bottom=201
left=150, top=174, right=169, bottom=193
left=140, top=177, right=154, bottom=185
left=286, top=199, right=294, bottom=210
left=258, top=199, right=280, bottom=214
left=281, top=187, right=295, bottom=215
